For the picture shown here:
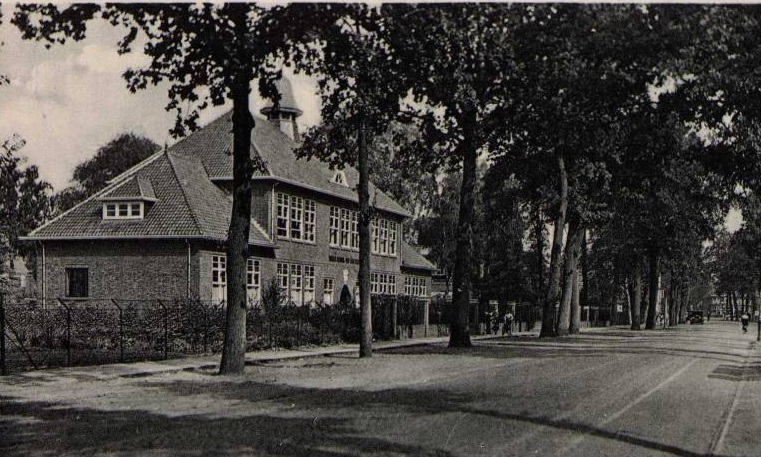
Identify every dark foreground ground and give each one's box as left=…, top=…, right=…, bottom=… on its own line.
left=2, top=320, right=759, bottom=456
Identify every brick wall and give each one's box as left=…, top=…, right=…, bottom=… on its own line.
left=41, top=240, right=195, bottom=303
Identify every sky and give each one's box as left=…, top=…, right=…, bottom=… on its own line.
left=0, top=4, right=744, bottom=232
left=0, top=6, right=321, bottom=192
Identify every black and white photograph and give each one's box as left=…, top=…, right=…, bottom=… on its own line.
left=1, top=3, right=760, bottom=455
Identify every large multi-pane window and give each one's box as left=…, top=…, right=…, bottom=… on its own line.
left=371, top=218, right=398, bottom=257
left=246, top=259, right=261, bottom=304
left=329, top=206, right=397, bottom=257
left=329, top=207, right=340, bottom=246
left=323, top=278, right=335, bottom=304
left=404, top=276, right=427, bottom=297
left=350, top=211, right=359, bottom=249
left=276, top=192, right=316, bottom=243
left=304, top=200, right=316, bottom=242
left=371, top=273, right=397, bottom=295
left=340, top=208, right=351, bottom=247
left=304, top=265, right=315, bottom=303
left=212, top=255, right=260, bottom=304
left=211, top=255, right=227, bottom=303
left=277, top=262, right=315, bottom=306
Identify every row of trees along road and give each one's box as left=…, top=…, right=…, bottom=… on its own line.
left=13, top=4, right=761, bottom=372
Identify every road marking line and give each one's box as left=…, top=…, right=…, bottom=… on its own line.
left=559, top=358, right=699, bottom=455
left=710, top=342, right=753, bottom=456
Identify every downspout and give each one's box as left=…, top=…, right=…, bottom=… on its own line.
left=186, top=240, right=191, bottom=299
left=41, top=241, right=46, bottom=309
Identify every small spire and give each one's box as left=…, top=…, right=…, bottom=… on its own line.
left=260, top=77, right=302, bottom=142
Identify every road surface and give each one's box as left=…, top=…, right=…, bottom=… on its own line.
left=2, top=319, right=759, bottom=456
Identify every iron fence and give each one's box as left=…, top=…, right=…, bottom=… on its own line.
left=0, top=295, right=429, bottom=374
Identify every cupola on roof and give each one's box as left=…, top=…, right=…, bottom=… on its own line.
left=260, top=77, right=303, bottom=118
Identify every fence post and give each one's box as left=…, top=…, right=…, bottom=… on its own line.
left=57, top=298, right=72, bottom=366
left=1, top=291, right=6, bottom=376
left=111, top=299, right=124, bottom=362
left=157, top=300, right=168, bottom=360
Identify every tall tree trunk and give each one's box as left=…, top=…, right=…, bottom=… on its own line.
left=534, top=203, right=545, bottom=331
left=557, top=216, right=582, bottom=336
left=540, top=153, right=567, bottom=338
left=358, top=115, right=373, bottom=357
left=448, top=113, right=477, bottom=348
left=569, top=268, right=581, bottom=334
left=219, top=43, right=255, bottom=374
left=631, top=257, right=643, bottom=330
left=645, top=250, right=659, bottom=330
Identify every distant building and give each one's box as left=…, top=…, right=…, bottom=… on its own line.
left=22, top=79, right=435, bottom=306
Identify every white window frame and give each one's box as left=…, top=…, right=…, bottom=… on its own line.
left=276, top=193, right=289, bottom=238
left=211, top=255, right=227, bottom=303
left=329, top=207, right=340, bottom=246
left=304, top=200, right=316, bottom=243
left=290, top=195, right=303, bottom=240
left=304, top=265, right=315, bottom=305
left=323, top=277, right=335, bottom=305
left=350, top=210, right=359, bottom=250
left=290, top=264, right=303, bottom=305
left=277, top=192, right=316, bottom=243
left=246, top=258, right=261, bottom=304
left=103, top=201, right=144, bottom=220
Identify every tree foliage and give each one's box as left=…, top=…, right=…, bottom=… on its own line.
left=53, top=133, right=159, bottom=214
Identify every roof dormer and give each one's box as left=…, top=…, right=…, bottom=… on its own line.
left=331, top=170, right=348, bottom=187
left=98, top=174, right=158, bottom=220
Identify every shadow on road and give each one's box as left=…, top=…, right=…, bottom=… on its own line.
left=709, top=362, right=761, bottom=382
left=0, top=393, right=454, bottom=457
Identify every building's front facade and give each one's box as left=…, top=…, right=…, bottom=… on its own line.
left=23, top=81, right=435, bottom=307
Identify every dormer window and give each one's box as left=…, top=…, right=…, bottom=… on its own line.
left=103, top=202, right=143, bottom=220
left=332, top=170, right=347, bottom=186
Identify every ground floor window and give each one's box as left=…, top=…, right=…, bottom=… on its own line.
left=277, top=262, right=316, bottom=306
left=211, top=255, right=260, bottom=304
left=404, top=276, right=427, bottom=297
left=371, top=272, right=397, bottom=295
left=323, top=278, right=335, bottom=305
left=65, top=267, right=89, bottom=298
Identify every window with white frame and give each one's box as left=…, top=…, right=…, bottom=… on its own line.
left=277, top=263, right=289, bottom=296
left=323, top=278, right=335, bottom=304
left=289, top=196, right=303, bottom=240
left=304, top=265, right=315, bottom=304
left=388, top=221, right=397, bottom=256
left=246, top=258, right=261, bottom=304
left=329, top=207, right=340, bottom=246
left=276, top=192, right=316, bottom=243
left=276, top=193, right=289, bottom=238
left=103, top=201, right=144, bottom=220
left=211, top=255, right=227, bottom=303
left=404, top=276, right=427, bottom=297
left=304, top=200, right=316, bottom=242
left=212, top=255, right=261, bottom=304
left=277, top=262, right=315, bottom=306
left=340, top=208, right=351, bottom=247
left=371, top=220, right=379, bottom=253
left=371, top=217, right=398, bottom=257
left=350, top=211, right=359, bottom=250
left=290, top=264, right=302, bottom=305
left=371, top=272, right=397, bottom=295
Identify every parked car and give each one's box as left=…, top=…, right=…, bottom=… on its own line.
left=688, top=311, right=704, bottom=324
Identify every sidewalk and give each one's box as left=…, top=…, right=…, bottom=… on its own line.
left=10, top=330, right=540, bottom=381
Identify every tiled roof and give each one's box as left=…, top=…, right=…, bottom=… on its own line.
left=171, top=111, right=410, bottom=217
left=401, top=242, right=436, bottom=271
left=99, top=173, right=157, bottom=201
left=25, top=151, right=272, bottom=246
left=25, top=108, right=411, bottom=243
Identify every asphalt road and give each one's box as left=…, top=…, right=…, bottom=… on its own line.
left=2, top=319, right=760, bottom=456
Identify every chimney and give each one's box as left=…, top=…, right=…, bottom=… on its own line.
left=260, top=77, right=303, bottom=142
